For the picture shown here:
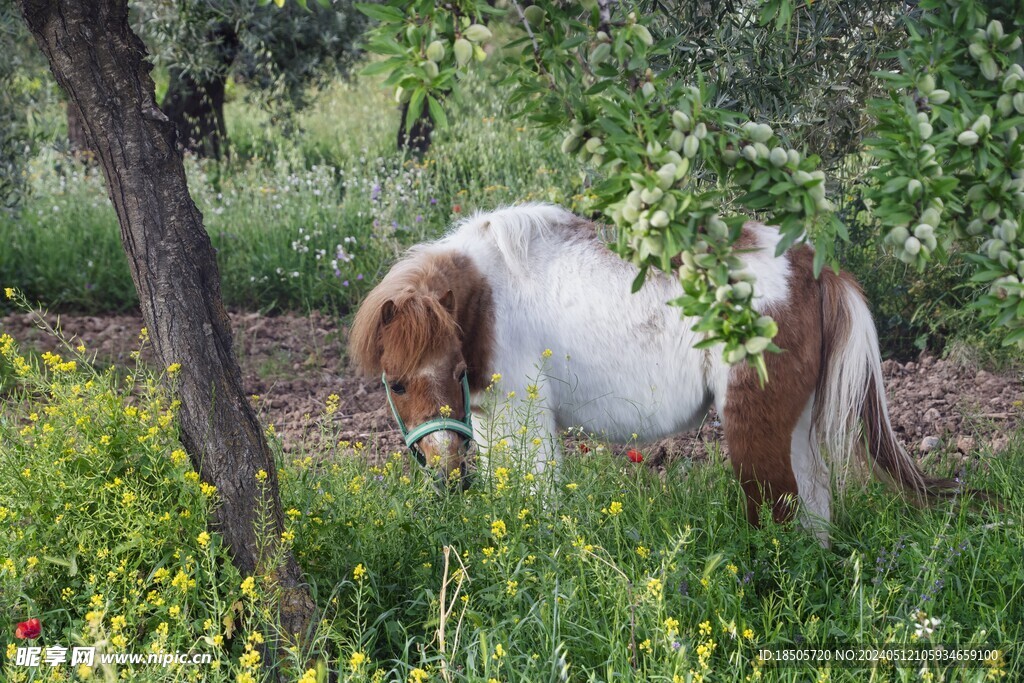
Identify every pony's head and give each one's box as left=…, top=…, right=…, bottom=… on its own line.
left=349, top=257, right=478, bottom=487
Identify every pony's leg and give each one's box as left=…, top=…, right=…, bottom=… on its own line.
left=789, top=393, right=832, bottom=544
left=722, top=374, right=809, bottom=527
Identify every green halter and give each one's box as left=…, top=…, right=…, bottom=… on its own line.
left=382, top=371, right=475, bottom=466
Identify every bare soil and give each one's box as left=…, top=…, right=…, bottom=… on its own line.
left=2, top=311, right=1021, bottom=469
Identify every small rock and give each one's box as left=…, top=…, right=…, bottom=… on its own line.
left=919, top=436, right=941, bottom=453
left=956, top=435, right=975, bottom=454
left=923, top=407, right=942, bottom=423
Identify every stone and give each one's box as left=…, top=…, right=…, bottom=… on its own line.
left=919, top=436, right=941, bottom=453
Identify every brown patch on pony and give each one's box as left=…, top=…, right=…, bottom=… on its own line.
left=724, top=244, right=821, bottom=526
left=348, top=249, right=495, bottom=391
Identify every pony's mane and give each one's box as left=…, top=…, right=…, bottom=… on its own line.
left=351, top=204, right=590, bottom=377
left=348, top=251, right=461, bottom=378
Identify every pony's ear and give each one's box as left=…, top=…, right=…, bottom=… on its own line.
left=380, top=299, right=397, bottom=326
left=438, top=289, right=455, bottom=315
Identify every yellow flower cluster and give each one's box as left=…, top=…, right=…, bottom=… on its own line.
left=349, top=651, right=368, bottom=670
left=603, top=500, right=623, bottom=516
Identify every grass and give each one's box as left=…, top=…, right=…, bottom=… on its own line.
left=1, top=313, right=1021, bottom=682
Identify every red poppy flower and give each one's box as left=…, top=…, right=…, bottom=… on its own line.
left=578, top=443, right=590, bottom=453
left=626, top=448, right=644, bottom=463
left=452, top=204, right=461, bottom=213
left=15, top=618, right=41, bottom=639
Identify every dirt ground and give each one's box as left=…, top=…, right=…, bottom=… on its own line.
left=2, top=310, right=1021, bottom=469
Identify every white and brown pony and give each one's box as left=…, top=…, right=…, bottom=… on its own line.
left=350, top=203, right=957, bottom=538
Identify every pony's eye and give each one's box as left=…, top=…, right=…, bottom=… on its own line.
left=389, top=382, right=406, bottom=395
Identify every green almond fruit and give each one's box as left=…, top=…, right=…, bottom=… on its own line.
left=918, top=74, right=935, bottom=95
left=523, top=4, right=546, bottom=26
left=453, top=38, right=473, bottom=66
left=463, top=24, right=492, bottom=43
left=888, top=226, right=910, bottom=244
left=957, top=130, right=980, bottom=146
left=633, top=24, right=654, bottom=47
left=683, top=135, right=699, bottom=158
left=426, top=40, right=446, bottom=63
left=744, top=336, right=770, bottom=355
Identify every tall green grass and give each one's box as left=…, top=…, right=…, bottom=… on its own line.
left=0, top=74, right=581, bottom=316
left=2, top=317, right=1021, bottom=682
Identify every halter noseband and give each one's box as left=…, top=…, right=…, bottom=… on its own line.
left=382, top=371, right=475, bottom=467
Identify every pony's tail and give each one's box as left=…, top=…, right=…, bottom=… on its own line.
left=814, top=270, right=962, bottom=503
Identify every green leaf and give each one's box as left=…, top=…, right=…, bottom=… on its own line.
left=1002, top=327, right=1024, bottom=347
left=361, top=57, right=406, bottom=77
left=406, top=88, right=426, bottom=134
left=427, top=95, right=448, bottom=129
left=355, top=3, right=407, bottom=22
left=631, top=267, right=648, bottom=293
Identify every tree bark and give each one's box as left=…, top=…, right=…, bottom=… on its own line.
left=17, top=0, right=316, bottom=654
left=66, top=99, right=91, bottom=153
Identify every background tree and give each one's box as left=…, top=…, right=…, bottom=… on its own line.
left=0, top=1, right=60, bottom=204
left=640, top=0, right=906, bottom=169
left=16, top=0, right=318, bottom=665
left=132, top=0, right=368, bottom=157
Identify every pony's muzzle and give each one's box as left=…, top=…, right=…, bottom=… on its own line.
left=419, top=430, right=476, bottom=491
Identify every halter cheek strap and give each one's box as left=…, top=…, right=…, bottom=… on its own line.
left=382, top=371, right=475, bottom=466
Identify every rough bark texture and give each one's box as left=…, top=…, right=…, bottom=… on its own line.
left=17, top=0, right=316, bottom=649
left=66, top=99, right=90, bottom=153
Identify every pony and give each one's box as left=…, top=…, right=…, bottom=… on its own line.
left=349, top=203, right=959, bottom=539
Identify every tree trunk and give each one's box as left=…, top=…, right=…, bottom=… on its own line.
left=17, top=0, right=316, bottom=656
left=161, top=23, right=238, bottom=159
left=397, top=99, right=434, bottom=154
